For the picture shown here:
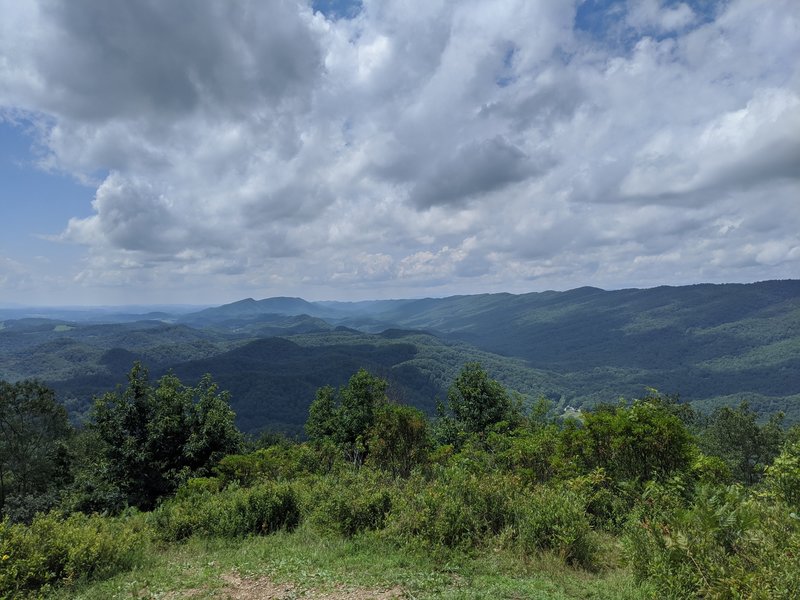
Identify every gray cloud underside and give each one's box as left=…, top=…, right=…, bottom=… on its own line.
left=1, top=0, right=798, bottom=300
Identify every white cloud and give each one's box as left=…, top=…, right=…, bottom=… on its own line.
left=0, top=0, right=798, bottom=303
left=627, top=0, right=696, bottom=33
left=620, top=88, right=800, bottom=197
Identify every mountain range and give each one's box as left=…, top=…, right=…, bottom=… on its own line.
left=1, top=280, right=798, bottom=433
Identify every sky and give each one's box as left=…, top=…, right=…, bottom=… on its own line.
left=0, top=0, right=798, bottom=306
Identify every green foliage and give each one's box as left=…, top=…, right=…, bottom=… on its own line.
left=765, top=437, right=800, bottom=509
left=152, top=480, right=300, bottom=541
left=306, top=469, right=394, bottom=537
left=0, top=511, right=149, bottom=596
left=213, top=453, right=264, bottom=487
left=568, top=468, right=635, bottom=532
left=0, top=380, right=72, bottom=521
left=338, top=369, right=388, bottom=448
left=513, top=484, right=598, bottom=567
left=87, top=363, right=243, bottom=511
left=60, top=428, right=127, bottom=515
left=4, top=357, right=800, bottom=597
left=485, top=425, right=569, bottom=484
left=385, top=468, right=518, bottom=551
left=699, top=401, right=785, bottom=485
left=305, top=385, right=338, bottom=442
left=306, top=369, right=389, bottom=466
left=581, top=396, right=693, bottom=482
left=385, top=467, right=598, bottom=568
left=366, top=403, right=431, bottom=477
left=437, top=363, right=515, bottom=441
left=433, top=362, right=522, bottom=450
left=689, top=451, right=732, bottom=486
left=624, top=484, right=800, bottom=598
left=214, top=442, right=336, bottom=487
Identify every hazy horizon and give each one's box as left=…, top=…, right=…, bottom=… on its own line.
left=2, top=277, right=797, bottom=311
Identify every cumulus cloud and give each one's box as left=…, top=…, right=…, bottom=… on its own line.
left=410, top=136, right=550, bottom=208
left=0, top=0, right=798, bottom=302
left=2, top=0, right=322, bottom=120
left=0, top=256, right=25, bottom=288
left=621, top=88, right=800, bottom=198
left=627, top=0, right=697, bottom=33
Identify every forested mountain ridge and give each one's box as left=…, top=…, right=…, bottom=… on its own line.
left=175, top=280, right=800, bottom=427
left=1, top=280, right=798, bottom=432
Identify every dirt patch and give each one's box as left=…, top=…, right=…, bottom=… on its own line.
left=217, top=573, right=297, bottom=599
left=165, top=573, right=407, bottom=599
left=221, top=573, right=406, bottom=599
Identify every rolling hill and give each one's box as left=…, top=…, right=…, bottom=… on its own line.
left=1, top=280, right=798, bottom=432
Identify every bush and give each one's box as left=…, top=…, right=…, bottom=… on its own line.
left=153, top=480, right=300, bottom=541
left=385, top=468, right=517, bottom=551
left=0, top=511, right=149, bottom=596
left=488, top=425, right=565, bottom=484
left=765, top=438, right=800, bottom=510
left=689, top=451, right=732, bottom=487
left=306, top=469, right=394, bottom=537
left=513, top=484, right=598, bottom=568
left=582, top=399, right=694, bottom=483
left=385, top=468, right=598, bottom=567
left=624, top=484, right=800, bottom=598
left=215, top=443, right=335, bottom=487
left=567, top=468, right=634, bottom=532
left=366, top=403, right=431, bottom=478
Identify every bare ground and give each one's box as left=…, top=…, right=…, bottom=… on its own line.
left=164, top=572, right=407, bottom=600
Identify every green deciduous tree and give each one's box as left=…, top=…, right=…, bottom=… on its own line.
left=306, top=369, right=390, bottom=466
left=337, top=369, right=388, bottom=453
left=305, top=385, right=337, bottom=442
left=449, top=362, right=512, bottom=433
left=435, top=363, right=516, bottom=445
left=699, top=402, right=785, bottom=485
left=85, top=363, right=242, bottom=511
left=0, top=380, right=72, bottom=521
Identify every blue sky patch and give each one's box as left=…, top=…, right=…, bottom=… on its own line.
left=0, top=120, right=94, bottom=256
left=312, top=0, right=363, bottom=20
left=575, top=0, right=723, bottom=50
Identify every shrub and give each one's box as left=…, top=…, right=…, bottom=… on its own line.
left=765, top=438, right=800, bottom=510
left=385, top=468, right=598, bottom=567
left=689, top=451, right=732, bottom=487
left=0, top=511, right=149, bottom=596
left=306, top=469, right=394, bottom=537
left=152, top=480, right=300, bottom=541
left=385, top=468, right=517, bottom=551
left=567, top=468, right=634, bottom=532
left=215, top=443, right=334, bottom=487
left=582, top=399, right=693, bottom=483
left=366, top=404, right=431, bottom=478
left=624, top=484, right=800, bottom=598
left=512, top=484, right=598, bottom=568
left=488, top=425, right=564, bottom=484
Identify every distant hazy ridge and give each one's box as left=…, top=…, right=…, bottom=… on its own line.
left=1, top=280, right=798, bottom=432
